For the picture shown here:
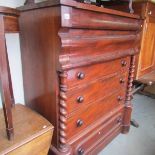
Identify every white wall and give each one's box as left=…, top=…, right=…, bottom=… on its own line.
left=0, top=0, right=25, bottom=8
left=0, top=0, right=25, bottom=108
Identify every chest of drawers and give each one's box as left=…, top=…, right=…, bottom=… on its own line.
left=19, top=0, right=141, bottom=154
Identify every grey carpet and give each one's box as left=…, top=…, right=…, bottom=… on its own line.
left=99, top=94, right=155, bottom=155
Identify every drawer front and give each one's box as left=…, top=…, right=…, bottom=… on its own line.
left=66, top=91, right=125, bottom=139
left=66, top=57, right=130, bottom=88
left=73, top=112, right=123, bottom=155
left=66, top=72, right=128, bottom=114
left=61, top=6, right=140, bottom=30
left=147, top=3, right=155, bottom=18
left=59, top=29, right=140, bottom=70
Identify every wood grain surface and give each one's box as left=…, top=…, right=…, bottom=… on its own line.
left=0, top=104, right=53, bottom=155
left=19, top=1, right=141, bottom=154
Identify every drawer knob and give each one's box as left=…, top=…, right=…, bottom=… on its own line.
left=117, top=117, right=122, bottom=124
left=77, top=96, right=84, bottom=103
left=118, top=96, right=123, bottom=101
left=121, top=60, right=127, bottom=67
left=78, top=148, right=85, bottom=155
left=77, top=119, right=84, bottom=127
left=77, top=72, right=85, bottom=80
left=120, top=78, right=125, bottom=84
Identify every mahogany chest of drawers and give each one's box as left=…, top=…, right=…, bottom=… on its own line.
left=19, top=0, right=141, bottom=154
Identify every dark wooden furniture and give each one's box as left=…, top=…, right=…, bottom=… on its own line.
left=114, top=1, right=155, bottom=89
left=0, top=7, right=19, bottom=140
left=73, top=0, right=134, bottom=13
left=133, top=2, right=155, bottom=85
left=19, top=0, right=141, bottom=154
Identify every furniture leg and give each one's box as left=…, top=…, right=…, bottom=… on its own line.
left=6, top=48, right=15, bottom=107
left=0, top=16, right=14, bottom=140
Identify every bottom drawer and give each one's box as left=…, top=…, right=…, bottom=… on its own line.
left=72, top=111, right=123, bottom=155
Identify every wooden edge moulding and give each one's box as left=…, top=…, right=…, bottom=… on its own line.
left=25, top=0, right=134, bottom=13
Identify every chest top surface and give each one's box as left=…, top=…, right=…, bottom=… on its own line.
left=19, top=0, right=140, bottom=19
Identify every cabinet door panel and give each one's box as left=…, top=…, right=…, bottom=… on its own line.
left=138, top=22, right=155, bottom=77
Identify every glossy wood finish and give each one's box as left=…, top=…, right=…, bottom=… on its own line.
left=19, top=7, right=61, bottom=148
left=66, top=72, right=128, bottom=113
left=66, top=91, right=125, bottom=140
left=0, top=7, right=19, bottom=16
left=134, top=2, right=155, bottom=79
left=19, top=0, right=140, bottom=19
left=65, top=57, right=130, bottom=88
left=0, top=104, right=54, bottom=155
left=0, top=7, right=19, bottom=140
left=72, top=110, right=123, bottom=155
left=109, top=1, right=155, bottom=80
left=4, top=16, right=19, bottom=33
left=59, top=29, right=140, bottom=70
left=61, top=6, right=140, bottom=30
left=19, top=1, right=141, bottom=154
left=139, top=22, right=155, bottom=77
left=102, top=1, right=146, bottom=18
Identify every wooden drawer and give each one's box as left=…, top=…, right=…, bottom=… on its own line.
left=66, top=57, right=130, bottom=88
left=73, top=112, right=123, bottom=155
left=66, top=72, right=128, bottom=113
left=66, top=91, right=125, bottom=140
left=59, top=29, right=140, bottom=70
left=61, top=6, right=140, bottom=30
left=147, top=3, right=155, bottom=18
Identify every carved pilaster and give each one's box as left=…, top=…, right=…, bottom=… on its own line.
left=58, top=70, right=72, bottom=154
left=122, top=55, right=136, bottom=134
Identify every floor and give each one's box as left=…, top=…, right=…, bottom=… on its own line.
left=99, top=94, right=155, bottom=155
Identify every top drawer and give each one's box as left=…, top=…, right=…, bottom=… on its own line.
left=147, top=2, right=155, bottom=18
left=61, top=6, right=141, bottom=31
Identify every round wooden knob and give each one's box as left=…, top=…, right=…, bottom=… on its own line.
left=78, top=148, right=85, bottom=155
left=77, top=72, right=85, bottom=80
left=120, top=78, right=125, bottom=84
left=121, top=60, right=127, bottom=67
left=77, top=119, right=83, bottom=127
left=117, top=117, right=122, bottom=124
left=77, top=96, right=84, bottom=103
left=118, top=96, right=123, bottom=101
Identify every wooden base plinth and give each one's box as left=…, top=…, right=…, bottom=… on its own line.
left=49, top=145, right=72, bottom=155
left=121, top=125, right=130, bottom=134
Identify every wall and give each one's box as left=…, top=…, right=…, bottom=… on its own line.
left=0, top=0, right=25, bottom=8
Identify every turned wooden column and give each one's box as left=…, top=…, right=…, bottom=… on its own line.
left=122, top=55, right=136, bottom=134
left=0, top=7, right=19, bottom=140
